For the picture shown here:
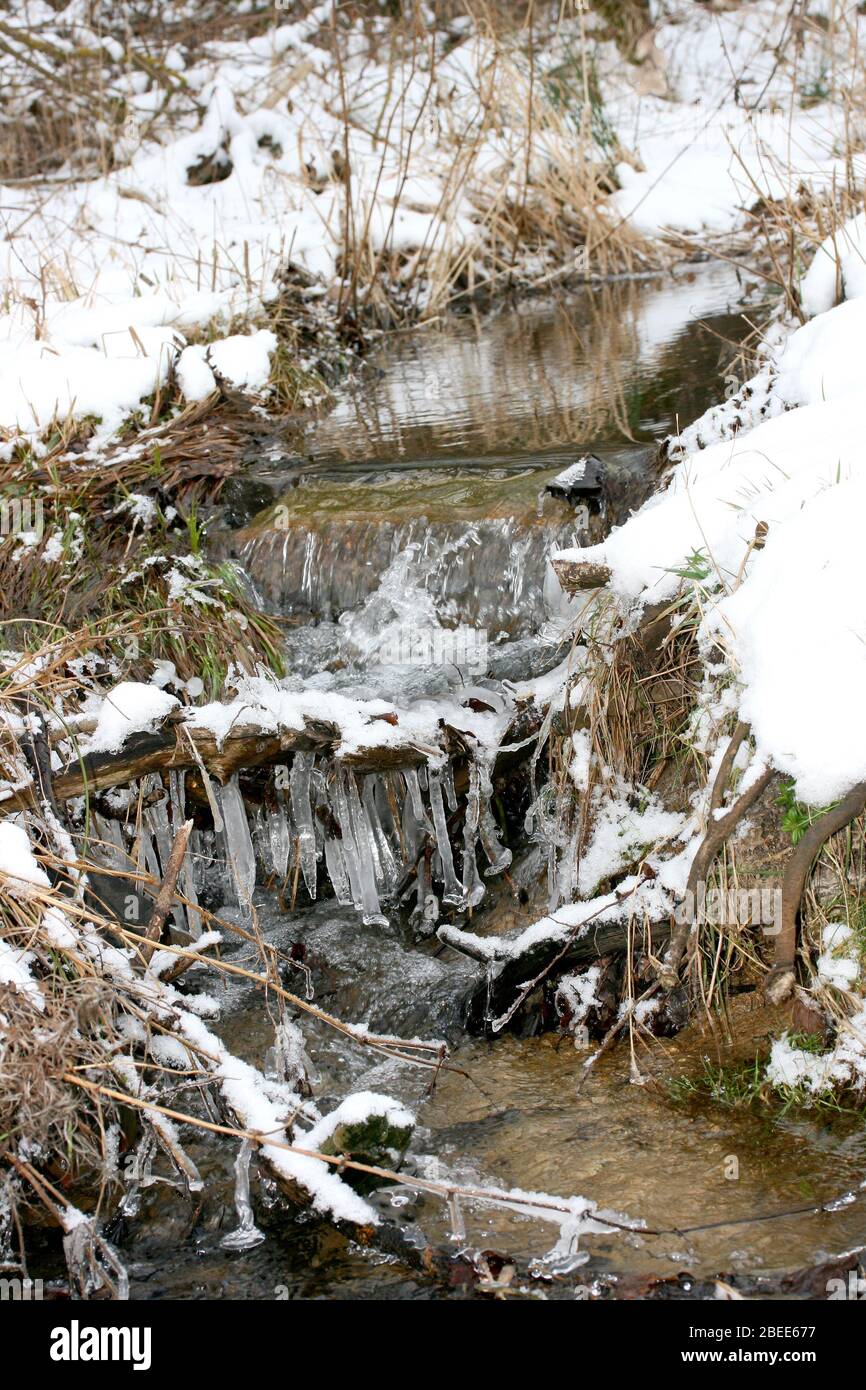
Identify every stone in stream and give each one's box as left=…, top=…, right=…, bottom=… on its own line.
left=545, top=453, right=605, bottom=502
left=315, top=1111, right=415, bottom=1194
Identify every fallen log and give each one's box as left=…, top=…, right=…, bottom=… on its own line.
left=443, top=915, right=672, bottom=1035
left=551, top=554, right=612, bottom=592
left=0, top=715, right=426, bottom=811
left=0, top=691, right=553, bottom=815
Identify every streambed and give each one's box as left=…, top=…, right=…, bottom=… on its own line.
left=113, top=264, right=866, bottom=1299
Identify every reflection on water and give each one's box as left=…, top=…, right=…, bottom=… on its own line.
left=299, top=261, right=757, bottom=466
left=413, top=1031, right=866, bottom=1281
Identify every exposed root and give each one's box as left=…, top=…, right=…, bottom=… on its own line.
left=767, top=780, right=866, bottom=1004
left=659, top=729, right=774, bottom=989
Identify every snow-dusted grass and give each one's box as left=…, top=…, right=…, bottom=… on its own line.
left=0, top=0, right=653, bottom=456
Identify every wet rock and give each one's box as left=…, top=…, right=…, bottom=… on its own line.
left=220, top=475, right=278, bottom=529
left=546, top=452, right=604, bottom=502
left=317, top=1112, right=414, bottom=1194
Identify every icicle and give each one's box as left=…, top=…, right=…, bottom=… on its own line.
left=217, top=775, right=256, bottom=913
left=323, top=817, right=353, bottom=906
left=249, top=804, right=270, bottom=878
left=290, top=752, right=318, bottom=900
left=404, top=766, right=433, bottom=831
left=220, top=1139, right=265, bottom=1251
left=146, top=777, right=174, bottom=878
left=265, top=1017, right=316, bottom=1092
left=268, top=778, right=291, bottom=881
left=119, top=1132, right=157, bottom=1218
left=63, top=1216, right=129, bottom=1300
left=442, top=763, right=458, bottom=812
left=345, top=771, right=388, bottom=926
left=477, top=759, right=512, bottom=876
left=362, top=776, right=399, bottom=895
left=332, top=772, right=365, bottom=913
left=447, top=1192, right=466, bottom=1245
left=461, top=763, right=486, bottom=909
left=375, top=774, right=403, bottom=868
left=429, top=768, right=464, bottom=907
left=400, top=787, right=421, bottom=865
left=189, top=826, right=216, bottom=900
left=135, top=820, right=161, bottom=932
left=547, top=840, right=560, bottom=912
left=92, top=812, right=128, bottom=868
left=412, top=846, right=439, bottom=938
left=380, top=772, right=409, bottom=876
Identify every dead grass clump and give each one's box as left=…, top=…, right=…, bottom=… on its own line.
left=0, top=973, right=117, bottom=1185
left=0, top=390, right=287, bottom=692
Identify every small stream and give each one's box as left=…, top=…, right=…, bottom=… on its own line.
left=116, top=264, right=866, bottom=1299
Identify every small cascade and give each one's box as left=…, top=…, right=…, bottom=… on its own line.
left=236, top=516, right=585, bottom=641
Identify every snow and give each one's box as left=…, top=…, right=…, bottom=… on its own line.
left=601, top=1, right=865, bottom=242
left=552, top=202, right=866, bottom=805
left=86, top=682, right=179, bottom=755
left=816, top=922, right=860, bottom=992
left=766, top=1007, right=866, bottom=1097
left=177, top=1010, right=379, bottom=1226
left=302, top=1091, right=414, bottom=1154
left=175, top=345, right=217, bottom=402
left=0, top=940, right=44, bottom=1011
left=0, top=821, right=51, bottom=897
left=0, top=0, right=858, bottom=455
left=207, top=330, right=276, bottom=390
left=800, top=213, right=866, bottom=317
left=187, top=674, right=442, bottom=761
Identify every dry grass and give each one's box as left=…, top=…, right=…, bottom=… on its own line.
left=0, top=391, right=288, bottom=694
left=0, top=1, right=269, bottom=183
left=325, top=4, right=654, bottom=327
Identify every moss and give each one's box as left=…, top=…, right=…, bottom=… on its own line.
left=318, top=1113, right=414, bottom=1194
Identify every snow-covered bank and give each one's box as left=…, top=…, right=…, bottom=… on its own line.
left=2, top=0, right=861, bottom=450
left=554, top=218, right=866, bottom=808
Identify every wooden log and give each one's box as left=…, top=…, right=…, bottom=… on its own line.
left=0, top=715, right=430, bottom=810
left=0, top=695, right=550, bottom=812
left=551, top=554, right=611, bottom=593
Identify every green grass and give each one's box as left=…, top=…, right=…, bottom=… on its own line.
left=665, top=1035, right=866, bottom=1118
left=777, top=780, right=839, bottom=845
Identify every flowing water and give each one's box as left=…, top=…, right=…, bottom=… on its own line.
left=102, top=264, right=866, bottom=1299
